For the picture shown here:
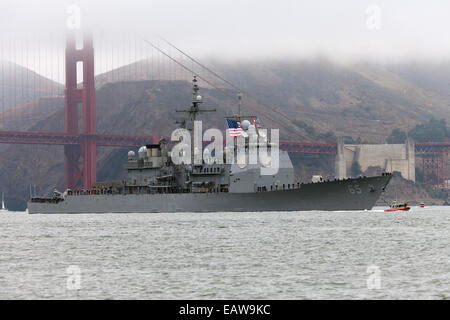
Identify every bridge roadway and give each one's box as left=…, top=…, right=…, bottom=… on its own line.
left=0, top=131, right=160, bottom=147
left=1, top=131, right=449, bottom=154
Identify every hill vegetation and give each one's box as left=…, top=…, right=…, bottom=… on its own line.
left=387, top=118, right=449, bottom=143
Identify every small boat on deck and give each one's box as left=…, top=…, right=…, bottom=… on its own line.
left=419, top=202, right=425, bottom=208
left=384, top=201, right=411, bottom=212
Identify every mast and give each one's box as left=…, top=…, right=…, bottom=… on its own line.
left=176, top=76, right=216, bottom=131
left=175, top=76, right=216, bottom=166
left=226, top=92, right=256, bottom=122
left=238, top=92, right=242, bottom=121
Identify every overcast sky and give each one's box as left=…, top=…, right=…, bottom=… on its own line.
left=1, top=0, right=449, bottom=68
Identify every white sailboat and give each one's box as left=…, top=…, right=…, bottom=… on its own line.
left=1, top=193, right=8, bottom=213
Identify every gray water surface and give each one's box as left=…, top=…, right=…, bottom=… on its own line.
left=1, top=207, right=449, bottom=299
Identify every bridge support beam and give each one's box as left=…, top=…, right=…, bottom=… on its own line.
left=64, top=32, right=96, bottom=190
left=422, top=152, right=449, bottom=188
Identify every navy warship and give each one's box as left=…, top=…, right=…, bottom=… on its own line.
left=28, top=77, right=391, bottom=214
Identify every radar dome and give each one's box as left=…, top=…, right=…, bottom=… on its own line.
left=138, top=146, right=147, bottom=158
left=196, top=95, right=202, bottom=101
left=128, top=150, right=136, bottom=159
left=241, top=120, right=251, bottom=130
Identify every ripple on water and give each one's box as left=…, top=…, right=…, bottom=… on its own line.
left=0, top=208, right=449, bottom=299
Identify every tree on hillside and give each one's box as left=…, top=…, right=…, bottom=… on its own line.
left=386, top=129, right=407, bottom=143
left=323, top=131, right=337, bottom=143
left=387, top=118, right=449, bottom=143
left=408, top=118, right=448, bottom=142
left=350, top=161, right=362, bottom=177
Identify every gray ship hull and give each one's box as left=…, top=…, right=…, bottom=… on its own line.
left=28, top=175, right=391, bottom=214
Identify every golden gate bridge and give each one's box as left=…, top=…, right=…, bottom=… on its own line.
left=0, top=31, right=448, bottom=190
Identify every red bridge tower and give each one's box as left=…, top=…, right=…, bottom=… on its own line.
left=64, top=32, right=97, bottom=190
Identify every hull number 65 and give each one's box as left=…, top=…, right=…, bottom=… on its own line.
left=348, top=184, right=362, bottom=194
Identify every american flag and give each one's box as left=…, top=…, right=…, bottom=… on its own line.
left=251, top=117, right=262, bottom=128
left=227, top=119, right=242, bottom=137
